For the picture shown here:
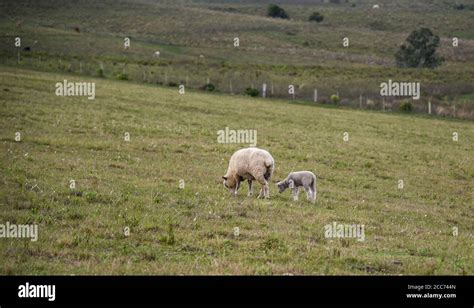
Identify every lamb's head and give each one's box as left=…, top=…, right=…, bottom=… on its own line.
left=222, top=176, right=237, bottom=197
left=276, top=180, right=289, bottom=193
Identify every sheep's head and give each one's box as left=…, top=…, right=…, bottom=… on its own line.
left=222, top=176, right=237, bottom=196
left=276, top=180, right=289, bottom=193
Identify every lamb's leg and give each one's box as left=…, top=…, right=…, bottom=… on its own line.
left=311, top=179, right=317, bottom=203
left=311, top=188, right=316, bottom=203
left=292, top=187, right=299, bottom=201
left=304, top=185, right=312, bottom=201
left=247, top=179, right=253, bottom=197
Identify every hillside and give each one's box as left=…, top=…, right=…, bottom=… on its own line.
left=0, top=67, right=472, bottom=274
left=1, top=0, right=474, bottom=117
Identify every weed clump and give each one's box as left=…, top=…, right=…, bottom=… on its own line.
left=97, top=68, right=105, bottom=78
left=399, top=101, right=413, bottom=112
left=202, top=83, right=215, bottom=91
left=116, top=72, right=128, bottom=80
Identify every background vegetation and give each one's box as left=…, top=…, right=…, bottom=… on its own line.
left=0, top=0, right=473, bottom=117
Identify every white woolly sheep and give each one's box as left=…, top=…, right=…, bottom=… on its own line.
left=276, top=171, right=317, bottom=203
left=222, top=147, right=274, bottom=198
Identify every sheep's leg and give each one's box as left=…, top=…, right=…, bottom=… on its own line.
left=257, top=184, right=268, bottom=198
left=257, top=187, right=264, bottom=198
left=292, top=187, right=299, bottom=201
left=255, top=176, right=269, bottom=199
left=247, top=179, right=253, bottom=197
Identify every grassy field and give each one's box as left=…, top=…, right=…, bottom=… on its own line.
left=1, top=0, right=474, bottom=116
left=0, top=66, right=472, bottom=275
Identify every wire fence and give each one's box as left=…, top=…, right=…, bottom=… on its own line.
left=5, top=52, right=473, bottom=120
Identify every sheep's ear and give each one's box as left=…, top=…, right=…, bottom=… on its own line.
left=222, top=176, right=227, bottom=180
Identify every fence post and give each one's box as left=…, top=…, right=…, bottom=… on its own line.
left=262, top=83, right=267, bottom=98
left=428, top=101, right=431, bottom=115
left=359, top=95, right=362, bottom=108
left=314, top=89, right=318, bottom=103
left=453, top=105, right=456, bottom=117
left=382, top=98, right=385, bottom=111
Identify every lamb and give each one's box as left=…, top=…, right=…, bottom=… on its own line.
left=276, top=171, right=317, bottom=203
left=222, top=147, right=274, bottom=198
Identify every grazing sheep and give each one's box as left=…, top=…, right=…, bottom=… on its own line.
left=373, top=4, right=380, bottom=9
left=276, top=171, right=317, bottom=203
left=154, top=51, right=160, bottom=57
left=222, top=147, right=274, bottom=198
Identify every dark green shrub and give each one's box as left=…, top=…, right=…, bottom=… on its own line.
left=245, top=87, right=259, bottom=97
left=97, top=68, right=104, bottom=78
left=399, top=101, right=413, bottom=112
left=395, top=28, right=444, bottom=68
left=202, top=83, right=215, bottom=91
left=267, top=4, right=289, bottom=19
left=116, top=72, right=128, bottom=80
left=309, top=12, right=324, bottom=23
